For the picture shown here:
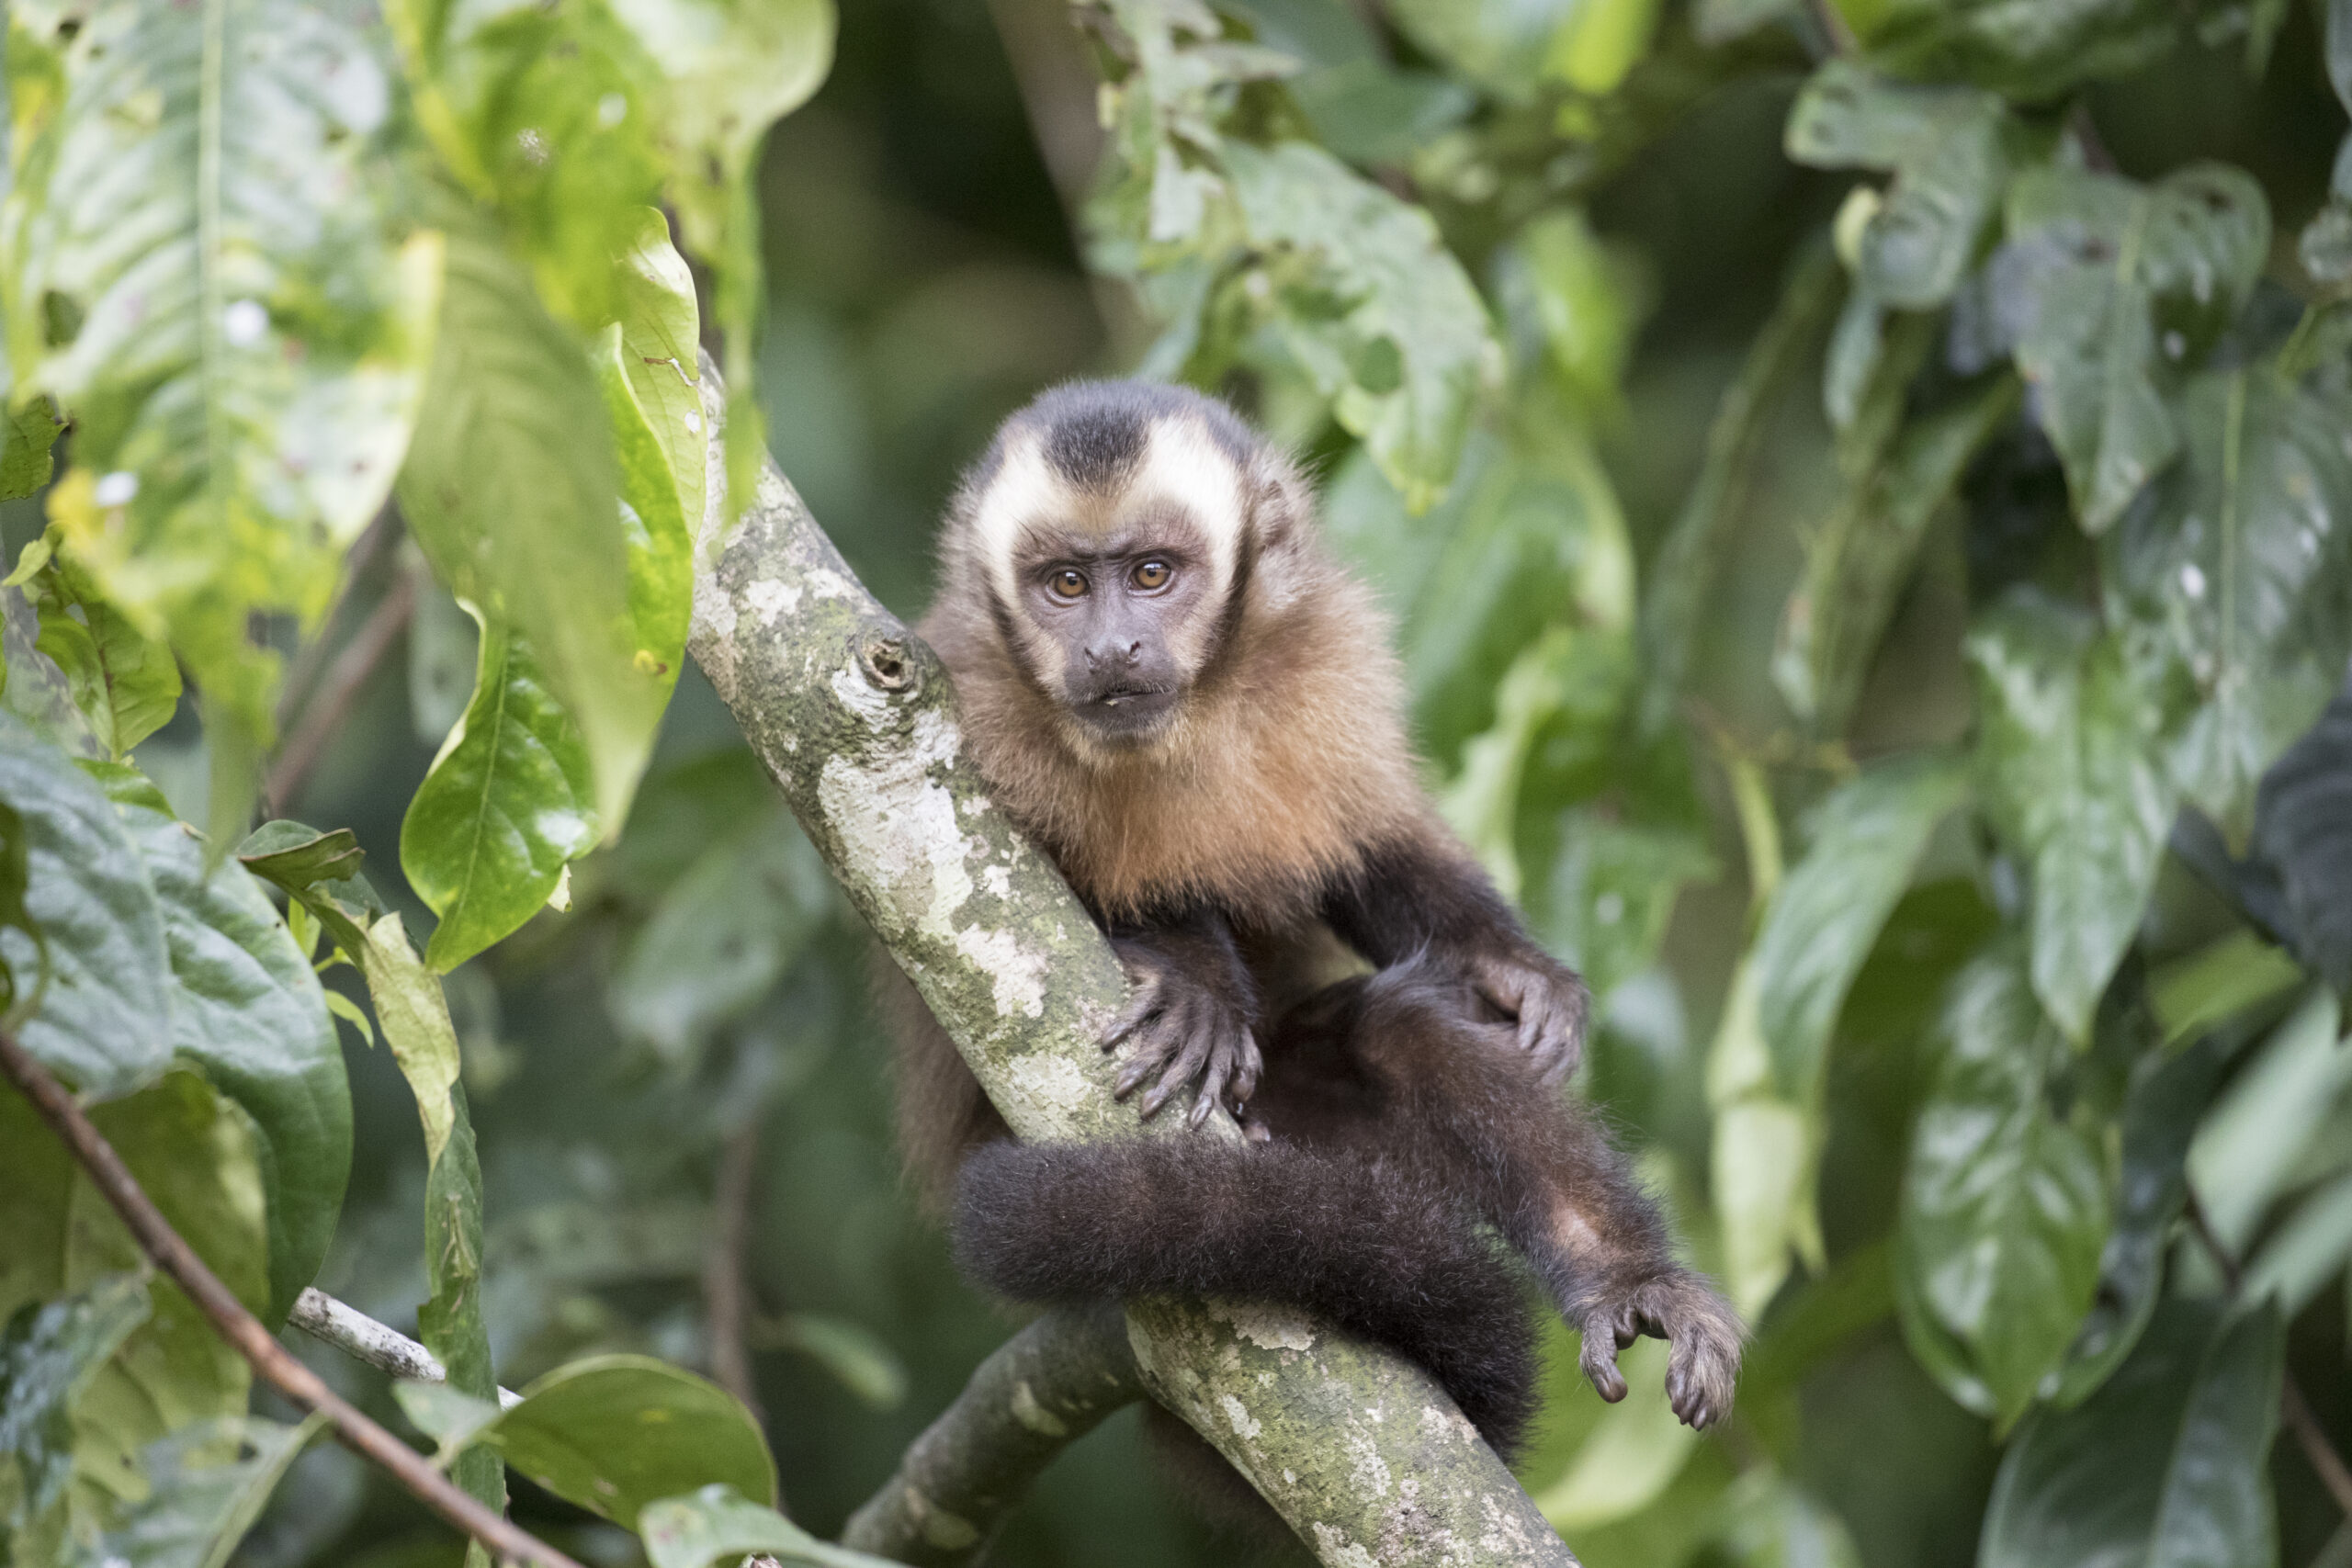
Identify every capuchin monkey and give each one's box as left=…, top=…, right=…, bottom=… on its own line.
left=885, top=380, right=1741, bottom=1506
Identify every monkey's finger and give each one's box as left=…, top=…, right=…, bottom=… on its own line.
left=1578, top=1333, right=1628, bottom=1403
left=1189, top=1052, right=1232, bottom=1129
left=1228, top=1031, right=1263, bottom=1106
left=1113, top=1019, right=1183, bottom=1098
left=1513, top=978, right=1550, bottom=1056
left=1140, top=1025, right=1216, bottom=1120
left=1102, top=978, right=1166, bottom=1047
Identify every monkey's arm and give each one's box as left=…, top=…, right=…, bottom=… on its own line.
left=1322, top=831, right=1589, bottom=1079
left=1100, top=905, right=1263, bottom=1127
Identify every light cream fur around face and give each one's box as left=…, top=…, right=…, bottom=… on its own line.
left=923, top=408, right=1436, bottom=925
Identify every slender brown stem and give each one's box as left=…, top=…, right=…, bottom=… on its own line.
left=276, top=505, right=400, bottom=729
left=266, top=565, right=417, bottom=813
left=0, top=1030, right=583, bottom=1568
left=704, top=1122, right=766, bottom=1427
left=2186, top=1191, right=2352, bottom=1518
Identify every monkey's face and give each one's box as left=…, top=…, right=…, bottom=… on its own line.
left=967, top=406, right=1251, bottom=748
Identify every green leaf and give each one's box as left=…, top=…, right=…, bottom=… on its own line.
left=1994, top=164, right=2269, bottom=536
left=18, top=540, right=182, bottom=760
left=601, top=0, right=832, bottom=513
left=2149, top=929, right=2305, bottom=1048
left=356, top=911, right=461, bottom=1168
left=595, top=318, right=693, bottom=689
left=417, top=1085, right=502, bottom=1529
left=1384, top=0, right=1577, bottom=104
left=0, top=1273, right=150, bottom=1565
left=0, top=713, right=172, bottom=1100
left=397, top=224, right=663, bottom=836
left=3, top=0, right=442, bottom=744
left=73, top=1412, right=325, bottom=1568
left=1498, top=209, right=1646, bottom=415
left=487, top=1356, right=775, bottom=1531
left=401, top=619, right=597, bottom=973
left=639, top=1484, right=887, bottom=1568
left=1752, top=753, right=1970, bottom=1102
left=1775, top=376, right=2018, bottom=726
left=608, top=813, right=831, bottom=1062
left=1709, top=1469, right=1863, bottom=1568
left=87, top=764, right=349, bottom=1324
left=1895, top=942, right=2109, bottom=1426
left=1222, top=141, right=1501, bottom=511
left=610, top=207, right=707, bottom=548
left=1968, top=595, right=2175, bottom=1043
left=1982, top=1298, right=2282, bottom=1568
left=2250, top=679, right=2352, bottom=996
left=2109, top=369, right=2352, bottom=840
left=1785, top=62, right=2014, bottom=310
left=1530, top=1337, right=1701, bottom=1530
left=390, top=1380, right=504, bottom=1464
left=0, top=399, right=62, bottom=502
left=755, top=1314, right=907, bottom=1410
left=1537, top=807, right=1717, bottom=1009
left=1843, top=0, right=2191, bottom=99
left=2187, top=985, right=2348, bottom=1254
left=2052, top=1028, right=2229, bottom=1405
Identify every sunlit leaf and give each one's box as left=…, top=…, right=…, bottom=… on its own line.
left=1530, top=1337, right=1699, bottom=1529
left=2109, top=369, right=2352, bottom=841
left=90, top=765, right=349, bottom=1324
left=639, top=1483, right=887, bottom=1568
left=74, top=1412, right=325, bottom=1568
left=1968, top=594, right=2174, bottom=1043
left=2, top=0, right=441, bottom=752
left=1992, top=164, right=2268, bottom=535
left=0, top=399, right=62, bottom=502
left=1983, top=1298, right=2282, bottom=1568
left=0, top=713, right=172, bottom=1100
left=2186, top=985, right=2347, bottom=1254
left=401, top=619, right=597, bottom=973
left=1896, top=942, right=2109, bottom=1426
left=1384, top=0, right=1577, bottom=104
left=1752, top=752, right=1970, bottom=1101
left=609, top=207, right=707, bottom=544
left=487, top=1356, right=775, bottom=1530
left=398, top=223, right=663, bottom=836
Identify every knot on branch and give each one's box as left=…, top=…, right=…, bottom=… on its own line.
left=860, top=632, right=916, bottom=693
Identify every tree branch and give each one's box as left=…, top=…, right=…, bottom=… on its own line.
left=0, top=1030, right=580, bottom=1568
left=705, top=1122, right=767, bottom=1426
left=288, top=1288, right=523, bottom=1409
left=685, top=357, right=1581, bottom=1567
left=266, top=563, right=418, bottom=813
left=842, top=1305, right=1140, bottom=1564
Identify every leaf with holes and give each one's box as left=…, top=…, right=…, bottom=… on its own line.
left=1991, top=164, right=2268, bottom=535
left=1, top=0, right=440, bottom=761
left=2108, top=368, right=2352, bottom=840
left=401, top=618, right=596, bottom=973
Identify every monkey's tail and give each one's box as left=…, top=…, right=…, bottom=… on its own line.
left=950, top=1138, right=1538, bottom=1458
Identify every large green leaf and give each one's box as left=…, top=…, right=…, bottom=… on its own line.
left=71, top=1413, right=324, bottom=1568
left=400, top=619, right=596, bottom=973
left=397, top=224, right=662, bottom=836
left=1969, top=594, right=2175, bottom=1043
left=88, top=765, right=349, bottom=1324
left=11, top=539, right=180, bottom=761
left=1981, top=1298, right=2282, bottom=1568
left=2108, top=369, right=2352, bottom=840
left=609, top=207, right=707, bottom=549
left=1, top=0, right=441, bottom=750
left=416, top=1085, right=502, bottom=1534
left=1222, top=141, right=1502, bottom=512
left=1752, top=752, right=1970, bottom=1102
left=484, top=1356, right=775, bottom=1531
left=639, top=1484, right=885, bottom=1568
left=1785, top=62, right=2014, bottom=310
left=0, top=1273, right=150, bottom=1567
left=1993, top=164, right=2268, bottom=536
left=1896, top=944, right=2109, bottom=1427
left=2186, top=985, right=2348, bottom=1254
left=0, top=714, right=172, bottom=1100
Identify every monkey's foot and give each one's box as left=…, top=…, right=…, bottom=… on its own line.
left=1458, top=948, right=1589, bottom=1082
left=1572, top=1272, right=1744, bottom=1430
left=1103, top=943, right=1263, bottom=1129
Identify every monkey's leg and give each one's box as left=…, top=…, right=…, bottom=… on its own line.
left=1099, top=904, right=1263, bottom=1127
left=1300, top=964, right=1744, bottom=1430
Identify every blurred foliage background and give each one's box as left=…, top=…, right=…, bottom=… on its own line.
left=7, top=0, right=2352, bottom=1562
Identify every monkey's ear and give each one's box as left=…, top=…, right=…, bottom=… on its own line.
left=1247, top=455, right=1317, bottom=548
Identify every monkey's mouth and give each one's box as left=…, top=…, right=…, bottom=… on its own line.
left=1074, top=682, right=1178, bottom=735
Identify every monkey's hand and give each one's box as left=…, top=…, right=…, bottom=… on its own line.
left=1573, top=1271, right=1744, bottom=1430
left=1459, top=946, right=1589, bottom=1083
left=1103, top=938, right=1263, bottom=1129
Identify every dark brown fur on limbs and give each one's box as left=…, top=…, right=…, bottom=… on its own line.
left=882, top=379, right=1743, bottom=1525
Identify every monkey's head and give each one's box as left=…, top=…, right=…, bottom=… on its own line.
left=942, top=380, right=1307, bottom=750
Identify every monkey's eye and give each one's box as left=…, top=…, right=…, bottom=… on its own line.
left=1046, top=569, right=1089, bottom=600
left=1131, top=559, right=1171, bottom=591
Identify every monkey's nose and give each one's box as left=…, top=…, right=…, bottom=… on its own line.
left=1084, top=640, right=1143, bottom=670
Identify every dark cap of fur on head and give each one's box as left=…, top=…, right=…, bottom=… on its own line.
left=979, top=379, right=1260, bottom=495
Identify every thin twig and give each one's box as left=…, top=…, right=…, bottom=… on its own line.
left=703, top=1122, right=766, bottom=1426
left=276, top=505, right=401, bottom=730
left=266, top=564, right=417, bottom=813
left=2186, top=1190, right=2352, bottom=1518
left=0, top=1030, right=582, bottom=1568
left=289, top=1289, right=522, bottom=1409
